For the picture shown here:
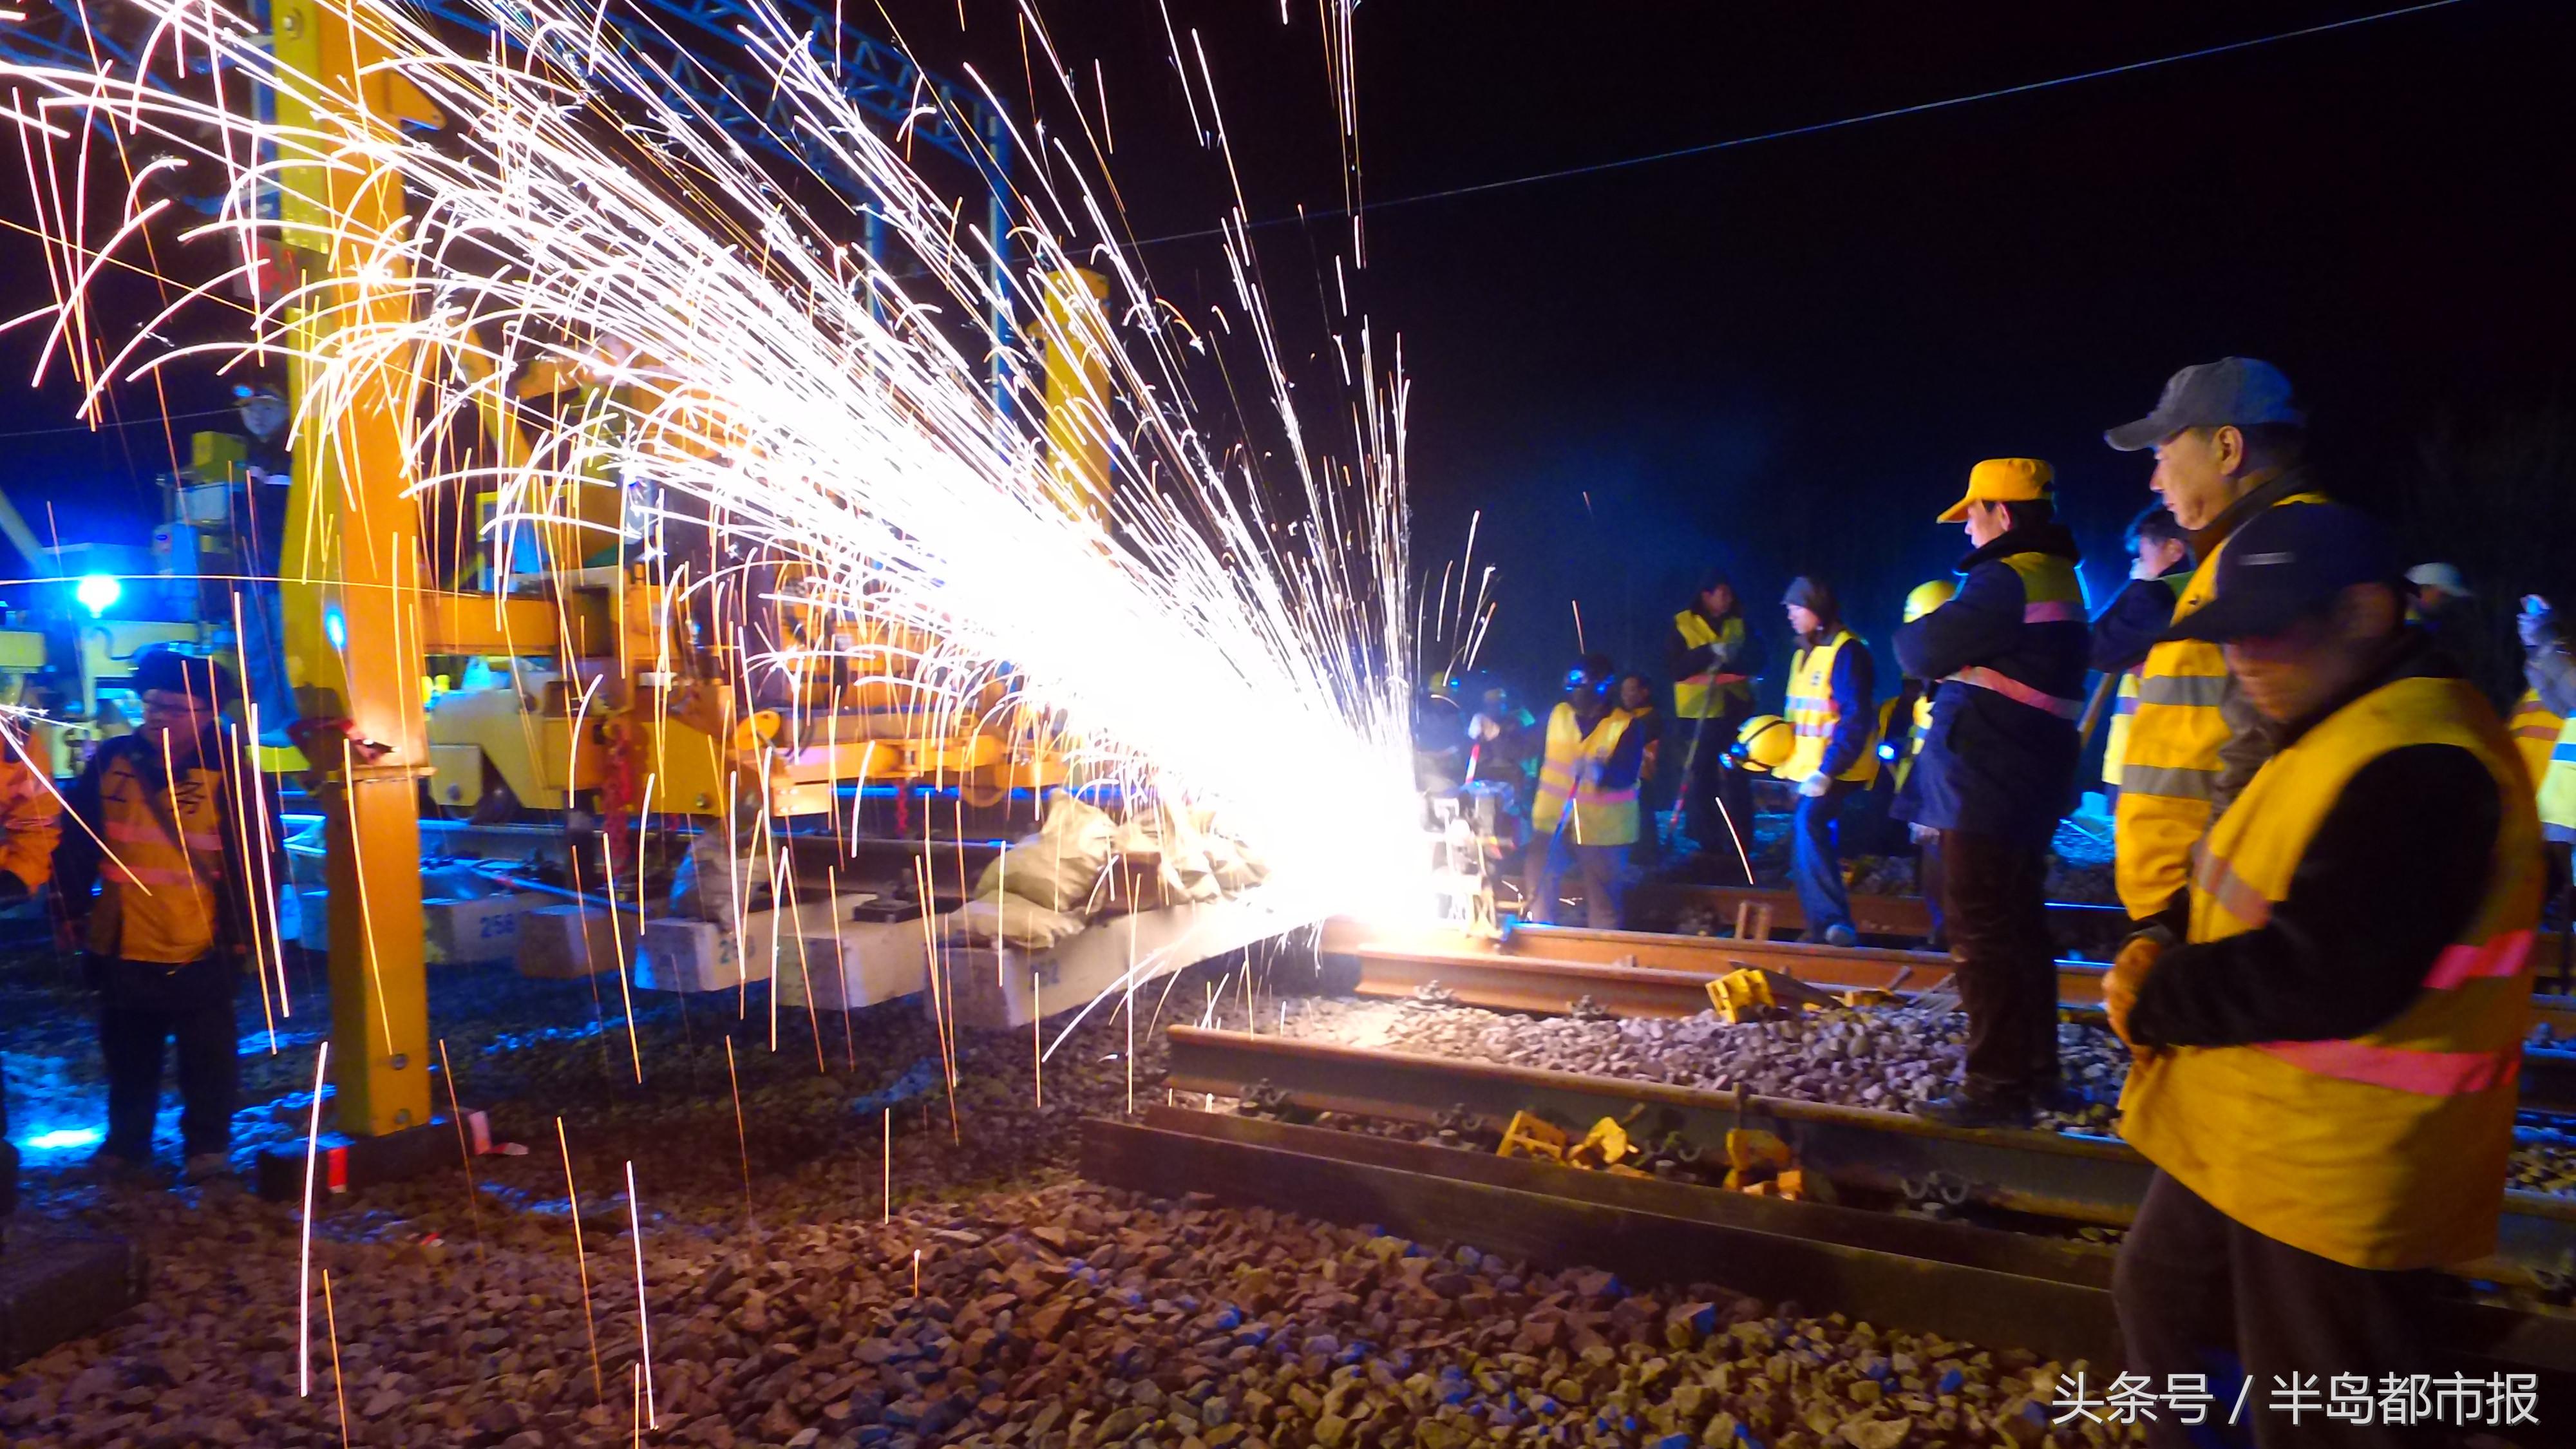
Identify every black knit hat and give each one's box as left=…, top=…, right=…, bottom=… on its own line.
left=130, top=647, right=242, bottom=710
left=1782, top=576, right=1837, bottom=622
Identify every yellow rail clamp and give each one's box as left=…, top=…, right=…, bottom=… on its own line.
left=1497, top=1111, right=1569, bottom=1162
left=1721, top=1126, right=1795, bottom=1191
left=1709, top=967, right=1845, bottom=1023
left=1727, top=1128, right=1793, bottom=1171
left=1776, top=1168, right=1836, bottom=1204
left=1835, top=988, right=1900, bottom=1009
left=1569, top=1117, right=1632, bottom=1169
left=1706, top=969, right=1773, bottom=1023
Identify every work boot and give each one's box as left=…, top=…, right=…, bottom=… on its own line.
left=180, top=1152, right=234, bottom=1186
left=1914, top=1091, right=2034, bottom=1130
left=85, top=1151, right=161, bottom=1190
left=1821, top=923, right=1859, bottom=949
left=2031, top=1078, right=2090, bottom=1116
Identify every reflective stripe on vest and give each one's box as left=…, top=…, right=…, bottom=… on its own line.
left=2121, top=671, right=2541, bottom=1269
left=1779, top=630, right=1878, bottom=785
left=2136, top=673, right=2229, bottom=708
left=2257, top=1040, right=2521, bottom=1097
left=1671, top=611, right=1751, bottom=720
left=1947, top=665, right=2084, bottom=720
left=2116, top=491, right=2328, bottom=917
left=2022, top=600, right=2081, bottom=623
left=2119, top=762, right=2217, bottom=800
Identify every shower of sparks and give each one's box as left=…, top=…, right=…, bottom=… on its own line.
left=558, top=1117, right=605, bottom=1401
left=625, top=1160, right=658, bottom=1429
left=436, top=1037, right=486, bottom=1261
left=298, top=1040, right=327, bottom=1399
left=0, top=0, right=1426, bottom=941
left=321, top=1268, right=350, bottom=1446
left=724, top=1036, right=754, bottom=1228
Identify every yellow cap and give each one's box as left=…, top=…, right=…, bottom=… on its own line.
left=1937, top=457, right=2054, bottom=524
left=1902, top=579, right=1957, bottom=623
left=1736, top=714, right=1794, bottom=770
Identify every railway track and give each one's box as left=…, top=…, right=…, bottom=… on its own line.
left=1629, top=881, right=2574, bottom=983
left=1327, top=925, right=2576, bottom=1112
left=1095, top=1028, right=2576, bottom=1376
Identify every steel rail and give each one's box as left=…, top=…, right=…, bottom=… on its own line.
left=1085, top=1106, right=2576, bottom=1379
left=1626, top=882, right=2572, bottom=981
left=1160, top=1026, right=2576, bottom=1283
left=1336, top=938, right=2576, bottom=1112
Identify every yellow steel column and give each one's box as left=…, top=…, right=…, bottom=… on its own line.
left=1039, top=269, right=1112, bottom=528
left=271, top=0, right=444, bottom=1136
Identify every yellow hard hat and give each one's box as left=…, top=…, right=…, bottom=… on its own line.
left=1903, top=579, right=1957, bottom=623
left=1736, top=714, right=1794, bottom=770
left=1937, top=457, right=2054, bottom=524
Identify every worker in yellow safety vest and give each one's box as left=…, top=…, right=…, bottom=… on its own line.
left=1777, top=578, right=1876, bottom=947
left=1663, top=571, right=1768, bottom=878
left=0, top=739, right=60, bottom=1222
left=2101, top=357, right=2327, bottom=922
left=2506, top=686, right=2564, bottom=792
left=1523, top=654, right=1648, bottom=929
left=2518, top=596, right=2576, bottom=929
left=2090, top=505, right=2192, bottom=802
left=2105, top=504, right=2536, bottom=1426
left=55, top=649, right=276, bottom=1187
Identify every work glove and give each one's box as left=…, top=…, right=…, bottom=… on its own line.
left=1797, top=773, right=1830, bottom=799
left=2521, top=596, right=2558, bottom=650
left=2105, top=934, right=2162, bottom=1061
left=1908, top=822, right=1937, bottom=846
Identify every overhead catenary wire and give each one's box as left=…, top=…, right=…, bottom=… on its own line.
left=1122, top=0, right=2474, bottom=251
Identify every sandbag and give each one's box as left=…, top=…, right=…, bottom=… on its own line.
left=971, top=792, right=1113, bottom=913
left=1113, top=804, right=1223, bottom=902
left=938, top=894, right=1086, bottom=950
left=670, top=833, right=773, bottom=929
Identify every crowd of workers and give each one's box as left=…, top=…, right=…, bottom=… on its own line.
left=1460, top=356, right=2576, bottom=1443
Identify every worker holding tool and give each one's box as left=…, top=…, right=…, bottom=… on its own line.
left=1893, top=459, right=2089, bottom=1128
left=1522, top=655, right=1647, bottom=929
left=2518, top=594, right=2576, bottom=915
left=55, top=649, right=276, bottom=1187
left=1664, top=571, right=1766, bottom=878
left=1776, top=578, right=1876, bottom=946
left=1616, top=674, right=1665, bottom=865
left=2103, top=357, right=2325, bottom=923
left=2092, top=505, right=2192, bottom=804
left=0, top=737, right=60, bottom=1227
left=1886, top=579, right=1955, bottom=951
left=2105, top=504, right=2533, bottom=1446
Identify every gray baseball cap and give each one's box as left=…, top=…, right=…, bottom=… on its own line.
left=2105, top=357, right=2307, bottom=453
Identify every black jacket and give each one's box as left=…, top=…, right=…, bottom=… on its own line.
left=2128, top=636, right=2500, bottom=1047
left=2090, top=567, right=2190, bottom=676
left=1891, top=524, right=2089, bottom=844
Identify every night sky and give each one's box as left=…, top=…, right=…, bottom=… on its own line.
left=5, top=0, right=2571, bottom=705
